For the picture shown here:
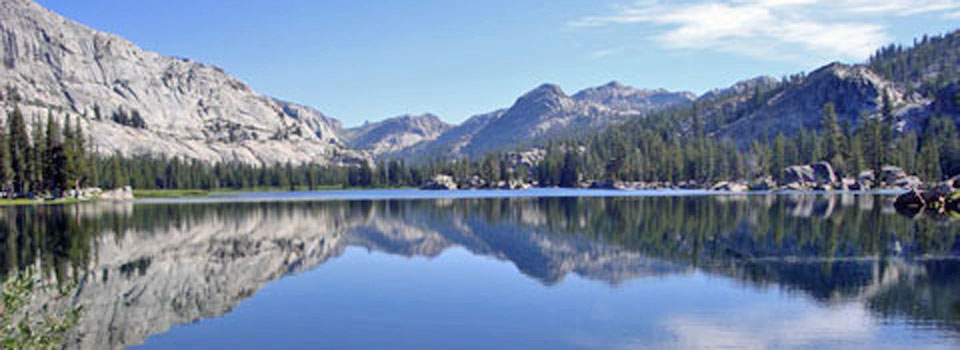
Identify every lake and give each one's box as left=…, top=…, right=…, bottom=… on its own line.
left=2, top=190, right=959, bottom=349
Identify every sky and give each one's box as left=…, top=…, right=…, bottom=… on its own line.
left=34, top=0, right=960, bottom=127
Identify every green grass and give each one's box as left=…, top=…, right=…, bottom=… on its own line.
left=132, top=189, right=215, bottom=198
left=0, top=198, right=81, bottom=206
left=131, top=185, right=363, bottom=198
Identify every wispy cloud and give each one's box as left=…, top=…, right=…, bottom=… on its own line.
left=591, top=47, right=625, bottom=58
left=572, top=0, right=959, bottom=61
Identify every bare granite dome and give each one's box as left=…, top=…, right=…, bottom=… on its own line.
left=0, top=0, right=364, bottom=166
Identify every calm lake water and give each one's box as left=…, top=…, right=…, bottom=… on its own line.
left=2, top=190, right=959, bottom=349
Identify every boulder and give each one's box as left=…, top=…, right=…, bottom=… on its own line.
left=942, top=175, right=960, bottom=189
left=749, top=176, right=777, bottom=191
left=589, top=180, right=628, bottom=190
left=710, top=181, right=748, bottom=192
left=510, top=179, right=533, bottom=190
left=782, top=182, right=807, bottom=191
left=459, top=175, right=487, bottom=190
left=858, top=170, right=876, bottom=186
left=892, top=176, right=923, bottom=190
left=100, top=186, right=134, bottom=201
left=881, top=166, right=908, bottom=186
left=66, top=187, right=104, bottom=200
left=421, top=175, right=458, bottom=190
left=781, top=165, right=815, bottom=185
left=811, top=161, right=838, bottom=185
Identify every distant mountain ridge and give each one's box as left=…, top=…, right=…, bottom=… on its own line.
left=342, top=113, right=451, bottom=156
left=391, top=82, right=696, bottom=161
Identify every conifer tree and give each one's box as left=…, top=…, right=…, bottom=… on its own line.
left=0, top=124, right=12, bottom=197
left=822, top=103, right=844, bottom=167
left=44, top=113, right=64, bottom=194
left=7, top=108, right=31, bottom=195
left=30, top=115, right=45, bottom=194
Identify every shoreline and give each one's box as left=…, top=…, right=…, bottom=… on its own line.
left=0, top=187, right=912, bottom=207
left=131, top=188, right=910, bottom=205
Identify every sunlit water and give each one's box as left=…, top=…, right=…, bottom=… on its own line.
left=1, top=191, right=958, bottom=349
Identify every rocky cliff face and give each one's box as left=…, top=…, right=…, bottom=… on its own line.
left=342, top=114, right=452, bottom=156
left=0, top=0, right=363, bottom=166
left=715, top=63, right=915, bottom=143
left=396, top=83, right=693, bottom=160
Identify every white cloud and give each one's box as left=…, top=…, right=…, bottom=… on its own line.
left=572, top=0, right=959, bottom=61
left=839, top=0, right=960, bottom=15
left=591, top=47, right=626, bottom=58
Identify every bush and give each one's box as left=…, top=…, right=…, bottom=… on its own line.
left=0, top=267, right=81, bottom=350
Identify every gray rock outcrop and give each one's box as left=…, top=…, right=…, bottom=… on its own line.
left=716, top=63, right=911, bottom=144
left=811, top=161, right=838, bottom=185
left=99, top=186, right=133, bottom=201
left=0, top=0, right=364, bottom=166
left=420, top=174, right=458, bottom=190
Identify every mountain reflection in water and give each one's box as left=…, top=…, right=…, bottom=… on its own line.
left=1, top=193, right=958, bottom=349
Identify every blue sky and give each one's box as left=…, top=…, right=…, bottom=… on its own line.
left=35, top=0, right=960, bottom=126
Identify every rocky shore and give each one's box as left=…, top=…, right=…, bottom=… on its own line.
left=420, top=161, right=945, bottom=193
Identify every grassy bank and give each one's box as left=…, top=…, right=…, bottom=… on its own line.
left=3, top=185, right=411, bottom=203
left=132, top=185, right=356, bottom=198
left=132, top=189, right=216, bottom=198
left=0, top=198, right=81, bottom=206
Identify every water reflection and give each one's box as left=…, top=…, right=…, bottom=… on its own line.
left=1, top=194, right=958, bottom=349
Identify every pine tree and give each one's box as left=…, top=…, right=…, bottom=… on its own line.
left=109, top=152, right=127, bottom=188
left=848, top=132, right=866, bottom=175
left=31, top=115, right=45, bottom=194
left=7, top=107, right=31, bottom=195
left=771, top=134, right=787, bottom=180
left=918, top=136, right=942, bottom=181
left=71, top=117, right=88, bottom=191
left=44, top=113, right=64, bottom=194
left=0, top=124, right=12, bottom=197
left=880, top=92, right=898, bottom=166
left=822, top=103, right=844, bottom=167
left=61, top=115, right=79, bottom=196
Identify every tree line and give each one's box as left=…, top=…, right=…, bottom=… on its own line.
left=3, top=98, right=960, bottom=196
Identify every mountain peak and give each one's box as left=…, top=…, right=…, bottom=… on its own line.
left=604, top=81, right=626, bottom=89
left=523, top=83, right=568, bottom=99
left=572, top=82, right=695, bottom=113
